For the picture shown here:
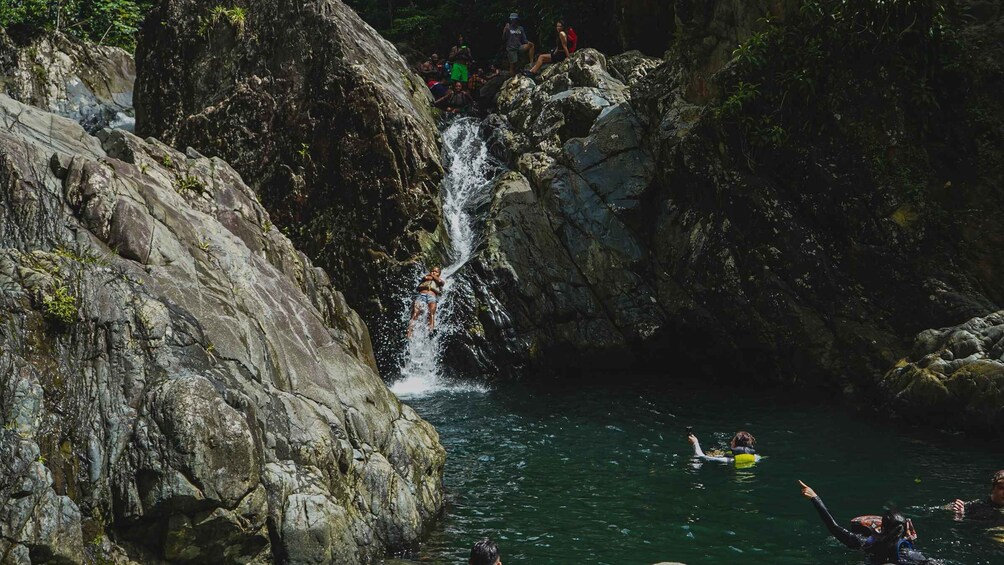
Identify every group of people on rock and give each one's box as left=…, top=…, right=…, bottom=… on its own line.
left=416, top=13, right=580, bottom=115
left=418, top=34, right=497, bottom=114
left=688, top=430, right=1003, bottom=564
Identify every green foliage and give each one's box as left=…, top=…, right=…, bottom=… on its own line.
left=43, top=284, right=77, bottom=325
left=0, top=0, right=155, bottom=51
left=174, top=175, right=203, bottom=195
left=200, top=5, right=247, bottom=38
left=345, top=0, right=610, bottom=65
left=715, top=0, right=964, bottom=184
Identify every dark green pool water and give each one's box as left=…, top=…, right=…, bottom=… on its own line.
left=395, top=380, right=1004, bottom=564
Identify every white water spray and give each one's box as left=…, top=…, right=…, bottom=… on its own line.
left=391, top=118, right=501, bottom=397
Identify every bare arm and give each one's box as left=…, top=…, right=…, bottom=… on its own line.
left=688, top=434, right=731, bottom=464
left=560, top=31, right=569, bottom=57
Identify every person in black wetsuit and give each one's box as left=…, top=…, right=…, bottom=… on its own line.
left=799, top=480, right=943, bottom=564
left=950, top=469, right=1004, bottom=522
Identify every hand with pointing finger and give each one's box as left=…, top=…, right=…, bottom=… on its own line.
left=799, top=480, right=817, bottom=499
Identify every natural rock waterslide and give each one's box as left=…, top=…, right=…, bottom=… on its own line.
left=464, top=1, right=1004, bottom=433
left=0, top=94, right=444, bottom=562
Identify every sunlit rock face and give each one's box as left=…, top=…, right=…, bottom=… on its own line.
left=0, top=29, right=135, bottom=132
left=0, top=94, right=444, bottom=563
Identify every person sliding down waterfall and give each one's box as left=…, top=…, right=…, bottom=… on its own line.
left=688, top=430, right=761, bottom=469
left=407, top=266, right=445, bottom=338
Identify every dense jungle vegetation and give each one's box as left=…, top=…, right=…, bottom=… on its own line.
left=0, top=0, right=153, bottom=50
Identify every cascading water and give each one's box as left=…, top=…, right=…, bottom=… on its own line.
left=391, top=117, right=502, bottom=396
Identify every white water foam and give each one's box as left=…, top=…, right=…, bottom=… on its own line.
left=391, top=117, right=500, bottom=397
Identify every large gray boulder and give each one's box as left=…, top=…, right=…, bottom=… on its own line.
left=470, top=0, right=1004, bottom=429
left=884, top=312, right=1004, bottom=433
left=0, top=94, right=444, bottom=563
left=134, top=0, right=445, bottom=362
left=0, top=29, right=135, bottom=132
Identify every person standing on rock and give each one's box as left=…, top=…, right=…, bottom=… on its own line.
left=949, top=469, right=1004, bottom=522
left=449, top=34, right=473, bottom=84
left=688, top=430, right=761, bottom=469
left=408, top=266, right=445, bottom=338
left=469, top=538, right=501, bottom=565
left=503, top=13, right=534, bottom=75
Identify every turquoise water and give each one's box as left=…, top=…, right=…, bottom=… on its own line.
left=396, top=380, right=1004, bottom=564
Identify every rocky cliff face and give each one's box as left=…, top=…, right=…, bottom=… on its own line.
left=134, top=0, right=444, bottom=364
left=0, top=94, right=444, bottom=563
left=0, top=29, right=135, bottom=132
left=467, top=1, right=1004, bottom=430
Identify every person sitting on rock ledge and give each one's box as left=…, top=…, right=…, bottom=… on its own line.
left=436, top=81, right=475, bottom=114
left=419, top=55, right=440, bottom=83
left=688, top=430, right=761, bottom=469
left=799, top=480, right=943, bottom=564
left=469, top=538, right=501, bottom=565
left=949, top=469, right=1004, bottom=522
left=407, top=266, right=445, bottom=338
left=525, top=19, right=576, bottom=77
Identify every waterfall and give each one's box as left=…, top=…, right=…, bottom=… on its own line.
left=391, top=117, right=501, bottom=396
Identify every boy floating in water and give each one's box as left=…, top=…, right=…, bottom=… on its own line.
left=688, top=430, right=761, bottom=469
left=407, top=266, right=445, bottom=338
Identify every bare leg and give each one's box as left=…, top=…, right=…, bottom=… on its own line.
left=527, top=42, right=535, bottom=64
left=427, top=301, right=438, bottom=332
left=530, top=53, right=551, bottom=74
left=406, top=300, right=422, bottom=338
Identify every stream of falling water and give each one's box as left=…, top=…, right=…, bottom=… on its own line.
left=390, top=117, right=501, bottom=396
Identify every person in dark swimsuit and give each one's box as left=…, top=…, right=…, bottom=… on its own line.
left=799, top=480, right=943, bottom=564
left=527, top=20, right=571, bottom=75
left=407, top=266, right=444, bottom=338
left=950, top=469, right=1004, bottom=522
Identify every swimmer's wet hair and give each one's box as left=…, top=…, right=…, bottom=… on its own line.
left=992, top=469, right=1004, bottom=485
left=731, top=431, right=756, bottom=448
left=470, top=538, right=500, bottom=565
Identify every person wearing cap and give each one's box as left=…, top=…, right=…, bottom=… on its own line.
left=502, top=13, right=534, bottom=75
left=950, top=469, right=1004, bottom=521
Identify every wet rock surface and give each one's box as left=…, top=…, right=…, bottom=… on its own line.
left=884, top=312, right=1004, bottom=433
left=0, top=94, right=444, bottom=563
left=0, top=29, right=135, bottom=132
left=134, top=0, right=445, bottom=360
